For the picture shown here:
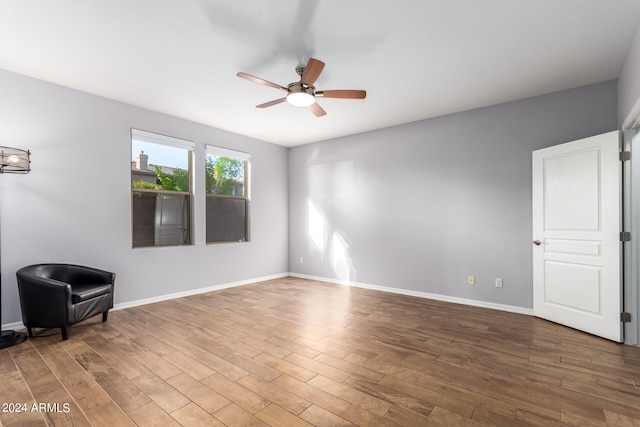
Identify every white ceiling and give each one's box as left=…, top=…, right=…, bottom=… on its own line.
left=2, top=1, right=640, bottom=147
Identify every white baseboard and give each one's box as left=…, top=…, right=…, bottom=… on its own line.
left=288, top=272, right=534, bottom=316
left=2, top=321, right=25, bottom=331
left=112, top=272, right=289, bottom=311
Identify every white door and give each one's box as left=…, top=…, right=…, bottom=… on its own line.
left=532, top=131, right=622, bottom=342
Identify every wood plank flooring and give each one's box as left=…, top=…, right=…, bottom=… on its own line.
left=2, top=276, right=640, bottom=426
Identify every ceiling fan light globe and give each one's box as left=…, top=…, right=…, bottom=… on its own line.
left=287, top=92, right=315, bottom=107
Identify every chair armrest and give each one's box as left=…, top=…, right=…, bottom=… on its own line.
left=16, top=273, right=72, bottom=327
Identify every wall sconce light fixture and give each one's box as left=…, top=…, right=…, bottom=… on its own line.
left=0, top=146, right=31, bottom=174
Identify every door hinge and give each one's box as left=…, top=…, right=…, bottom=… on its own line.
left=621, top=312, right=632, bottom=323
left=620, top=231, right=631, bottom=242
left=620, top=151, right=631, bottom=161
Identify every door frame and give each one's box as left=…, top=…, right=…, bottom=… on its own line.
left=622, top=96, right=640, bottom=346
left=623, top=128, right=639, bottom=345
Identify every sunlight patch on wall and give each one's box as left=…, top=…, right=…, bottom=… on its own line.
left=331, top=231, right=354, bottom=284
left=308, top=199, right=326, bottom=253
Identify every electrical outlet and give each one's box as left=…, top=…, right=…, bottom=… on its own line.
left=467, top=275, right=475, bottom=285
left=495, top=278, right=503, bottom=288
left=299, top=257, right=304, bottom=264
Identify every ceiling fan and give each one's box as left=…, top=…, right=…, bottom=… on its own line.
left=236, top=58, right=366, bottom=117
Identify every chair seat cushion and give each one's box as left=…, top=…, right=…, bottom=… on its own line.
left=71, top=284, right=112, bottom=304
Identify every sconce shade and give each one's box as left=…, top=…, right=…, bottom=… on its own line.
left=0, top=146, right=31, bottom=174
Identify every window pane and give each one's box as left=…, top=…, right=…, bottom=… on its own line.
left=206, top=196, right=247, bottom=242
left=132, top=192, right=191, bottom=248
left=132, top=140, right=190, bottom=192
left=205, top=154, right=246, bottom=196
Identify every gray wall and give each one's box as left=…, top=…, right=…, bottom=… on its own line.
left=619, top=25, right=640, bottom=126
left=0, top=69, right=288, bottom=325
left=288, top=81, right=618, bottom=309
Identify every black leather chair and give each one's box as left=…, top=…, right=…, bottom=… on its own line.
left=16, top=264, right=115, bottom=340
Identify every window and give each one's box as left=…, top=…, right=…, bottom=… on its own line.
left=131, top=129, right=193, bottom=248
left=205, top=145, right=250, bottom=243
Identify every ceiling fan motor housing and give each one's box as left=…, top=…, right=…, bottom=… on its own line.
left=287, top=82, right=316, bottom=107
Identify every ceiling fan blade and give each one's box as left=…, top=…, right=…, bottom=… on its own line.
left=256, top=98, right=287, bottom=108
left=301, top=58, right=325, bottom=86
left=307, top=102, right=327, bottom=117
left=237, top=72, right=287, bottom=91
left=316, top=90, right=367, bottom=99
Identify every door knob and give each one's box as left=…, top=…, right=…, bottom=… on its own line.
left=533, top=240, right=541, bottom=246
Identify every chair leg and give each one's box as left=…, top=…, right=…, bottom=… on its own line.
left=61, top=327, right=69, bottom=341
left=102, top=311, right=109, bottom=322
left=27, top=327, right=35, bottom=338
